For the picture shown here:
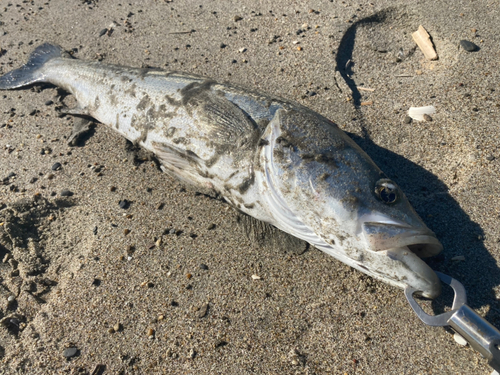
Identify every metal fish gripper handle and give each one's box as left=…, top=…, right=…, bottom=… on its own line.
left=405, top=272, right=500, bottom=373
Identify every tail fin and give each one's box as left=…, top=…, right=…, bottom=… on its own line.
left=0, top=43, right=69, bottom=89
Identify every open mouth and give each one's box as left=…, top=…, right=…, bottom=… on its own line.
left=362, top=222, right=443, bottom=258
left=360, top=221, right=443, bottom=299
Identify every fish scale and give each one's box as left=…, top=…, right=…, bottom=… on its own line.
left=0, top=43, right=443, bottom=298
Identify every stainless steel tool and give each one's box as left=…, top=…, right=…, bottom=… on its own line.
left=405, top=272, right=500, bottom=373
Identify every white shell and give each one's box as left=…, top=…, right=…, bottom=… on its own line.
left=453, top=332, right=468, bottom=346
left=408, top=106, right=436, bottom=121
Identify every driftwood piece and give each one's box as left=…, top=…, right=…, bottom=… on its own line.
left=412, top=25, right=438, bottom=60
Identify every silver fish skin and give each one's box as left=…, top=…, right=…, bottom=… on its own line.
left=0, top=43, right=443, bottom=298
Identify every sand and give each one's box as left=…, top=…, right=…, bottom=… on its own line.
left=0, top=0, right=499, bottom=374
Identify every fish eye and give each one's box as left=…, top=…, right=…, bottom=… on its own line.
left=375, top=179, right=398, bottom=204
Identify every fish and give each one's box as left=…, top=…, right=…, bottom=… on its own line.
left=0, top=43, right=443, bottom=298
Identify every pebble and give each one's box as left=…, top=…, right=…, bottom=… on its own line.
left=233, top=15, right=242, bottom=22
left=200, top=263, right=208, bottom=270
left=460, top=40, right=479, bottom=52
left=198, top=303, right=209, bottom=318
left=251, top=274, right=261, bottom=280
left=220, top=43, right=227, bottom=49
left=114, top=323, right=122, bottom=332
left=403, top=116, right=412, bottom=124
left=486, top=155, right=495, bottom=161
left=45, top=100, right=54, bottom=106
left=188, top=348, right=196, bottom=359
left=99, top=28, right=108, bottom=37
left=60, top=190, right=73, bottom=197
left=51, top=162, right=62, bottom=171
left=238, top=47, right=247, bottom=53
left=231, top=59, right=237, bottom=64
left=119, top=200, right=130, bottom=209
left=63, top=347, right=78, bottom=358
left=423, top=114, right=432, bottom=121
left=7, top=295, right=15, bottom=303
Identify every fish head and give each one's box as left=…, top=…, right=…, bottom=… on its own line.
left=262, top=108, right=443, bottom=298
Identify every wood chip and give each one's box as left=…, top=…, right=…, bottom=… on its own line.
left=412, top=25, right=438, bottom=60
left=358, top=87, right=375, bottom=92
left=360, top=101, right=373, bottom=106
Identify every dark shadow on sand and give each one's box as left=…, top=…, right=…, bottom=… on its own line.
left=337, top=7, right=500, bottom=324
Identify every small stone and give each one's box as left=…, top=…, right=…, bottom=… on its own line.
left=251, top=274, right=261, bottom=280
left=119, top=200, right=130, bottom=209
left=199, top=264, right=208, bottom=270
left=29, top=177, right=38, bottom=184
left=114, top=323, right=122, bottom=332
left=198, top=303, right=209, bottom=318
left=110, top=186, right=116, bottom=192
left=403, top=116, right=412, bottom=124
left=423, top=114, right=432, bottom=121
left=188, top=348, right=196, bottom=359
left=108, top=327, right=115, bottom=334
left=7, top=295, right=15, bottom=303
left=214, top=339, right=228, bottom=348
left=231, top=59, right=237, bottom=64
left=63, top=347, right=78, bottom=358
left=460, top=40, right=479, bottom=52
left=99, top=28, right=108, bottom=37
left=220, top=43, right=227, bottom=49
left=147, top=328, right=155, bottom=337
left=44, top=100, right=54, bottom=106
left=207, top=223, right=216, bottom=230
left=486, top=155, right=495, bottom=161
left=238, top=47, right=247, bottom=53
left=60, top=190, right=73, bottom=197
left=233, top=15, right=242, bottom=22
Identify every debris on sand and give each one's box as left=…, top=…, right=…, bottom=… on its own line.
left=408, top=106, right=436, bottom=122
left=412, top=25, right=438, bottom=60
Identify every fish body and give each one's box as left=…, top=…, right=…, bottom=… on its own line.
left=0, top=44, right=443, bottom=297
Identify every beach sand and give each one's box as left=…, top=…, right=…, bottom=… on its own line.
left=0, top=0, right=499, bottom=373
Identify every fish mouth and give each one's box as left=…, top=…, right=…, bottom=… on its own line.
left=361, top=221, right=443, bottom=299
left=362, top=222, right=443, bottom=257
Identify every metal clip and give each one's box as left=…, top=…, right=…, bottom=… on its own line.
left=405, top=272, right=500, bottom=373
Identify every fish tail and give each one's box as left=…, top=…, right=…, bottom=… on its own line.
left=0, top=43, right=69, bottom=89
